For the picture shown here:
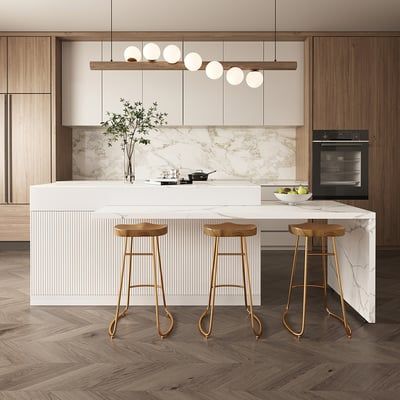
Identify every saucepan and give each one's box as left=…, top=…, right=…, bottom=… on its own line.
left=188, top=170, right=216, bottom=181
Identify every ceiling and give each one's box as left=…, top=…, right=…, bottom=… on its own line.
left=0, top=0, right=399, bottom=32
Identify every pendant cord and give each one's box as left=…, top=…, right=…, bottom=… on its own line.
left=274, top=0, right=277, bottom=62
left=110, top=0, right=113, bottom=62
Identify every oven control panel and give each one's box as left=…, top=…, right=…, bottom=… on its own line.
left=313, top=130, right=368, bottom=141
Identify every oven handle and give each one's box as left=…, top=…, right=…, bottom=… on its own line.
left=313, top=140, right=369, bottom=144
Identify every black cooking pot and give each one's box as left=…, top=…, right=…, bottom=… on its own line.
left=188, top=170, right=216, bottom=181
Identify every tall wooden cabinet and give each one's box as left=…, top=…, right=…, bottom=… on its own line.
left=313, top=36, right=400, bottom=247
left=0, top=36, right=52, bottom=240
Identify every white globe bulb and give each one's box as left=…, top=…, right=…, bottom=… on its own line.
left=123, top=46, right=142, bottom=62
left=226, top=67, right=244, bottom=85
left=246, top=71, right=264, bottom=88
left=163, top=44, right=181, bottom=64
left=143, top=42, right=161, bottom=61
left=205, top=61, right=223, bottom=80
left=184, top=52, right=202, bottom=71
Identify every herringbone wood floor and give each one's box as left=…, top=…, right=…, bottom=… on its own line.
left=0, top=249, right=399, bottom=399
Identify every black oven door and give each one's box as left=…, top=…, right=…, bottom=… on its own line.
left=312, top=142, right=368, bottom=199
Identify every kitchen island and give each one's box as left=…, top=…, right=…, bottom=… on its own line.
left=30, top=181, right=375, bottom=322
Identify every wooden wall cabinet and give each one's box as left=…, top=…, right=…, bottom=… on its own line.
left=183, top=42, right=223, bottom=125
left=102, top=41, right=143, bottom=120
left=223, top=41, right=264, bottom=126
left=0, top=36, right=55, bottom=240
left=0, top=38, right=6, bottom=93
left=313, top=36, right=400, bottom=247
left=10, top=94, right=51, bottom=203
left=7, top=37, right=51, bottom=93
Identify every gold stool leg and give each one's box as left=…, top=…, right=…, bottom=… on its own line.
left=282, top=236, right=309, bottom=338
left=198, top=237, right=219, bottom=338
left=122, top=237, right=134, bottom=316
left=109, top=236, right=128, bottom=338
left=325, top=237, right=352, bottom=338
left=154, top=236, right=174, bottom=338
left=242, top=237, right=263, bottom=339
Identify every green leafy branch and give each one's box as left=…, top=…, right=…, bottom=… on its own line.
left=101, top=99, right=167, bottom=160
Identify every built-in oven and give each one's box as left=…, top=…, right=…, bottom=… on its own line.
left=312, top=130, right=369, bottom=200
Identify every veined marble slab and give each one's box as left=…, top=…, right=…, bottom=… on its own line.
left=72, top=126, right=296, bottom=181
left=93, top=201, right=375, bottom=220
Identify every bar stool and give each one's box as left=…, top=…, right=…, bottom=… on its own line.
left=283, top=222, right=351, bottom=339
left=198, top=222, right=263, bottom=339
left=109, top=222, right=174, bottom=339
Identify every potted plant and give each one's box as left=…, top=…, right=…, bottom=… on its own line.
left=101, top=98, right=167, bottom=183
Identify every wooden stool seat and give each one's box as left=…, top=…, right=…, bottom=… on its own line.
left=289, top=222, right=345, bottom=238
left=203, top=222, right=257, bottom=238
left=114, top=223, right=168, bottom=237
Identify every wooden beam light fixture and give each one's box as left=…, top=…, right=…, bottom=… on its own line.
left=90, top=0, right=297, bottom=84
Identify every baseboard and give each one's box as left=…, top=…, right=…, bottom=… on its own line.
left=30, top=295, right=261, bottom=307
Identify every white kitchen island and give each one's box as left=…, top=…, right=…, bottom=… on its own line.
left=30, top=181, right=376, bottom=323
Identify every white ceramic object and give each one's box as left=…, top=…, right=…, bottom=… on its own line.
left=274, top=192, right=312, bottom=205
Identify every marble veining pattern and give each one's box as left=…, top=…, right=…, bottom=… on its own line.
left=72, top=127, right=296, bottom=181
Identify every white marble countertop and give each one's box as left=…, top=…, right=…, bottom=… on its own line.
left=93, top=200, right=375, bottom=220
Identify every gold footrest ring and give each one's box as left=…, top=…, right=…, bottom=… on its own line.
left=326, top=306, right=352, bottom=338
left=158, top=307, right=174, bottom=339
left=198, top=306, right=263, bottom=339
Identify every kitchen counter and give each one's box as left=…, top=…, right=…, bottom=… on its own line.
left=30, top=181, right=375, bottom=323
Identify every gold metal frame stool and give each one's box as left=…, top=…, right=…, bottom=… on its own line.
left=198, top=222, right=263, bottom=339
left=282, top=222, right=352, bottom=339
left=109, top=223, right=174, bottom=339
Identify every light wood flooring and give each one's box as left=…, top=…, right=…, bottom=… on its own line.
left=0, top=249, right=399, bottom=399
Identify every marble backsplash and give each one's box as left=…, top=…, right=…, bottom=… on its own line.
left=72, top=127, right=296, bottom=181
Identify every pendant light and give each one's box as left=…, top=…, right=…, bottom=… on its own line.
left=246, top=70, right=263, bottom=88
left=143, top=43, right=161, bottom=61
left=205, top=61, right=223, bottom=79
left=184, top=52, right=203, bottom=71
left=226, top=67, right=244, bottom=85
left=91, top=0, right=296, bottom=73
left=163, top=44, right=181, bottom=64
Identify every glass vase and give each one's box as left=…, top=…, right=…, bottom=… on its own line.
left=124, top=148, right=135, bottom=183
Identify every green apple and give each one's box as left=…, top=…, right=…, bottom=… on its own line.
left=275, top=188, right=286, bottom=194
left=288, top=190, right=297, bottom=195
left=297, top=186, right=308, bottom=195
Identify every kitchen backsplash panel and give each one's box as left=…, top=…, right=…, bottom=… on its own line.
left=72, top=127, right=296, bottom=181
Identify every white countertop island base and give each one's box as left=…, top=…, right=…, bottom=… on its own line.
left=30, top=181, right=375, bottom=323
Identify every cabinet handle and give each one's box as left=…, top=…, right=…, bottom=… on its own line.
left=2, top=95, right=7, bottom=204
left=7, top=94, right=11, bottom=204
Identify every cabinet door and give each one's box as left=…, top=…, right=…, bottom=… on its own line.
left=62, top=41, right=102, bottom=126
left=143, top=42, right=182, bottom=126
left=264, top=41, right=304, bottom=126
left=183, top=42, right=223, bottom=125
left=10, top=94, right=51, bottom=204
left=0, top=38, right=6, bottom=93
left=313, top=37, right=374, bottom=130
left=224, top=42, right=263, bottom=126
left=102, top=41, right=143, bottom=120
left=8, top=37, right=51, bottom=94
left=0, top=94, right=5, bottom=203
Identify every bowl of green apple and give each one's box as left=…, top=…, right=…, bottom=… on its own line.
left=274, top=186, right=312, bottom=205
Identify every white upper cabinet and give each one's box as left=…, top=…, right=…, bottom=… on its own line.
left=143, top=42, right=183, bottom=126
left=102, top=41, right=143, bottom=121
left=62, top=41, right=102, bottom=126
left=183, top=42, right=223, bottom=126
left=224, top=41, right=264, bottom=126
left=264, top=41, right=304, bottom=126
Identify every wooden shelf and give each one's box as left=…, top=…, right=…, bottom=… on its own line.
left=90, top=60, right=297, bottom=71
